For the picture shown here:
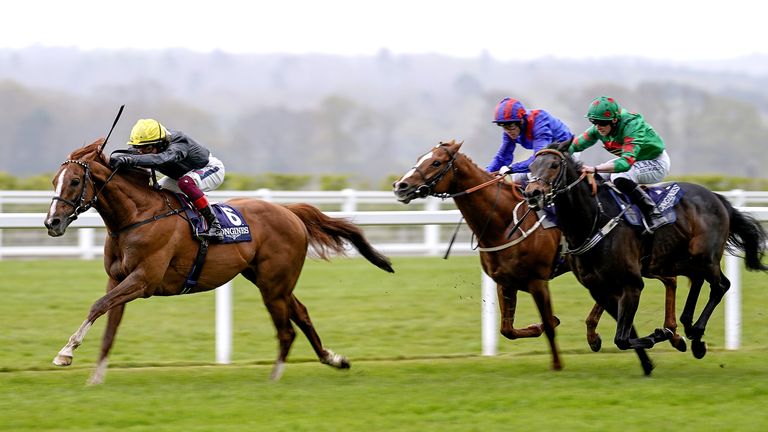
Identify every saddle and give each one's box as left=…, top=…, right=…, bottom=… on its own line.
left=174, top=193, right=252, bottom=244
left=173, top=193, right=253, bottom=294
left=606, top=182, right=685, bottom=229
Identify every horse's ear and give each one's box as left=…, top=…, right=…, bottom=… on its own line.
left=556, top=138, right=572, bottom=153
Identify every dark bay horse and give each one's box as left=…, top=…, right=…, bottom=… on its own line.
left=392, top=140, right=681, bottom=372
left=524, top=142, right=768, bottom=371
left=44, top=139, right=394, bottom=384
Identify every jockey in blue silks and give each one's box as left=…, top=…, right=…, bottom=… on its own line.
left=487, top=97, right=574, bottom=183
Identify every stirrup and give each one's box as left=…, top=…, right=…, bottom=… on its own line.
left=199, top=222, right=224, bottom=240
left=643, top=214, right=666, bottom=235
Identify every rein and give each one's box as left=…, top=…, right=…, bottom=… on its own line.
left=530, top=149, right=624, bottom=255
left=412, top=146, right=506, bottom=200
left=52, top=159, right=185, bottom=236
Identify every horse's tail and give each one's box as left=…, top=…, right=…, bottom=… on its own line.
left=285, top=203, right=395, bottom=273
left=716, top=194, right=768, bottom=271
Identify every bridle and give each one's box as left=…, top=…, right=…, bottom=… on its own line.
left=528, top=149, right=587, bottom=206
left=409, top=145, right=459, bottom=199
left=409, top=146, right=506, bottom=200
left=51, top=159, right=120, bottom=223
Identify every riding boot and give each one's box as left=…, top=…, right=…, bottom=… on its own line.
left=198, top=205, right=224, bottom=241
left=614, top=178, right=667, bottom=234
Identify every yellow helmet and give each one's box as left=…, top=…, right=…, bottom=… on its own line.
left=127, top=119, right=169, bottom=146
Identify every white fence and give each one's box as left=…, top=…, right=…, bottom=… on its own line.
left=1, top=189, right=767, bottom=361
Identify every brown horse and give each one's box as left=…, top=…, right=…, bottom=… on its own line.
left=44, top=139, right=394, bottom=384
left=393, top=141, right=682, bottom=373
left=524, top=143, right=768, bottom=372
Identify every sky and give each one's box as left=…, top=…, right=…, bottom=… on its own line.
left=2, top=0, right=766, bottom=62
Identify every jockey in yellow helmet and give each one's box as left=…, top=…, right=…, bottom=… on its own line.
left=110, top=119, right=226, bottom=241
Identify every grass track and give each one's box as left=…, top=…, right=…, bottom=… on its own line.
left=1, top=256, right=767, bottom=431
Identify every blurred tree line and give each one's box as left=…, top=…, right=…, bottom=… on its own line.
left=1, top=48, right=768, bottom=191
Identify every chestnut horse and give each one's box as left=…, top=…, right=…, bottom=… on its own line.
left=394, top=141, right=683, bottom=374
left=524, top=142, right=768, bottom=372
left=44, top=140, right=394, bottom=384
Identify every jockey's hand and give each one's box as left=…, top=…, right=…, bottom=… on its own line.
left=580, top=165, right=597, bottom=175
left=498, top=165, right=511, bottom=176
left=109, top=155, right=135, bottom=169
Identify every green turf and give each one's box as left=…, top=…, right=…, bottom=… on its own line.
left=0, top=256, right=766, bottom=431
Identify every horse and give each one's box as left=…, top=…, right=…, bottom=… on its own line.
left=44, top=139, right=394, bottom=384
left=392, top=140, right=681, bottom=372
left=524, top=141, right=768, bottom=372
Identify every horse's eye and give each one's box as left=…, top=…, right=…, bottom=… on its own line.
left=431, top=161, right=441, bottom=167
left=70, top=178, right=81, bottom=187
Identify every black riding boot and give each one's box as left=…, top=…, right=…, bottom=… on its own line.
left=198, top=205, right=224, bottom=241
left=614, top=178, right=666, bottom=234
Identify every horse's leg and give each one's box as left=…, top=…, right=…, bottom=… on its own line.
left=497, top=285, right=545, bottom=339
left=289, top=295, right=349, bottom=370
left=585, top=303, right=604, bottom=352
left=680, top=276, right=705, bottom=340
left=53, top=276, right=148, bottom=367
left=241, top=268, right=298, bottom=380
left=614, top=282, right=651, bottom=350
left=528, top=279, right=563, bottom=370
left=659, top=277, right=686, bottom=352
left=689, top=269, right=731, bottom=359
left=594, top=292, right=654, bottom=375
left=630, top=326, right=655, bottom=376
left=84, top=278, right=123, bottom=385
left=87, top=303, right=125, bottom=385
left=262, top=295, right=296, bottom=380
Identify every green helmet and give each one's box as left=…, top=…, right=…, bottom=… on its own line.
left=586, top=96, right=620, bottom=121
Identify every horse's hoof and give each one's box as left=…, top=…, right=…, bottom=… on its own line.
left=588, top=335, right=602, bottom=352
left=642, top=360, right=655, bottom=376
left=691, top=339, right=707, bottom=359
left=671, top=336, right=687, bottom=353
left=270, top=362, right=286, bottom=381
left=53, top=355, right=73, bottom=367
left=322, top=349, right=350, bottom=370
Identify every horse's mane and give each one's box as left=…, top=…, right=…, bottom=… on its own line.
left=69, top=139, right=108, bottom=165
left=68, top=139, right=152, bottom=185
left=439, top=140, right=524, bottom=200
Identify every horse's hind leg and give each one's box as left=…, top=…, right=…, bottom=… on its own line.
left=690, top=270, right=731, bottom=359
left=242, top=267, right=298, bottom=380
left=262, top=294, right=296, bottom=380
left=680, top=276, right=704, bottom=339
left=289, top=295, right=350, bottom=370
left=87, top=304, right=125, bottom=385
left=659, top=277, right=686, bottom=352
left=585, top=303, right=604, bottom=352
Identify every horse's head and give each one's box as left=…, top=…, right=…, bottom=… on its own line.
left=44, top=140, right=114, bottom=236
left=392, top=140, right=462, bottom=203
left=523, top=140, right=581, bottom=210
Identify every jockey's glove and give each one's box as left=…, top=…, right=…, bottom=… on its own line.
left=498, top=165, right=511, bottom=176
left=109, top=155, right=136, bottom=169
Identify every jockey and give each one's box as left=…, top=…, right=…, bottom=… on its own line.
left=487, top=97, right=573, bottom=184
left=109, top=118, right=226, bottom=241
left=569, top=96, right=671, bottom=234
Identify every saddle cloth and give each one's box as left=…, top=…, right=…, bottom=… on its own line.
left=608, top=183, right=685, bottom=228
left=175, top=193, right=252, bottom=243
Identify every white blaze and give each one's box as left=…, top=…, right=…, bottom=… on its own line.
left=402, top=150, right=435, bottom=180
left=48, top=168, right=68, bottom=216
